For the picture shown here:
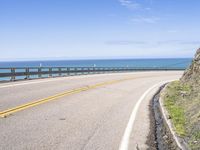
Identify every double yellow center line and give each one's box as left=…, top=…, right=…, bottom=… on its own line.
left=0, top=77, right=135, bottom=118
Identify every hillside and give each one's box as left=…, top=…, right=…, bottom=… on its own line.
left=162, top=48, right=200, bottom=149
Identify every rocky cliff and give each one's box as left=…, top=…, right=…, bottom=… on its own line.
left=181, top=48, right=200, bottom=84
left=180, top=48, right=200, bottom=149
left=163, top=48, right=200, bottom=149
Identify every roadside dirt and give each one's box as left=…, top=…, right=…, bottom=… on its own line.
left=146, top=86, right=181, bottom=150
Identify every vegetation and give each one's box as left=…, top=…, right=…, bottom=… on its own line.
left=162, top=81, right=190, bottom=136
left=162, top=80, right=200, bottom=149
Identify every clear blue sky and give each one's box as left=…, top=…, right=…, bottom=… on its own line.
left=0, top=0, right=200, bottom=60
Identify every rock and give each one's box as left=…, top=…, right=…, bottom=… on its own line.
left=163, top=135, right=168, bottom=140
left=167, top=115, right=171, bottom=119
left=181, top=48, right=200, bottom=83
left=180, top=91, right=188, bottom=97
left=193, top=140, right=198, bottom=144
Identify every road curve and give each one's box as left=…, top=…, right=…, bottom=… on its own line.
left=0, top=71, right=183, bottom=150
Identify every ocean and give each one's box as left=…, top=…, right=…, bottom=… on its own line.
left=0, top=58, right=192, bottom=68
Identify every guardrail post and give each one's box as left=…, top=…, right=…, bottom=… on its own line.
left=25, top=68, right=29, bottom=79
left=104, top=68, right=107, bottom=73
left=11, top=68, right=16, bottom=81
left=93, top=68, right=96, bottom=74
left=38, top=68, right=42, bottom=78
left=94, top=68, right=97, bottom=74
left=49, top=68, right=52, bottom=77
left=74, top=68, right=77, bottom=75
left=87, top=68, right=89, bottom=74
left=58, top=68, right=62, bottom=76
left=80, top=67, right=83, bottom=75
left=67, top=68, right=70, bottom=76
left=102, top=68, right=104, bottom=73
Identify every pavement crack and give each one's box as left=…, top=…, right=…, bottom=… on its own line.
left=81, top=124, right=100, bottom=150
left=136, top=144, right=140, bottom=150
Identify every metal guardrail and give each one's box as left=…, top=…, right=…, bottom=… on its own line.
left=0, top=67, right=185, bottom=82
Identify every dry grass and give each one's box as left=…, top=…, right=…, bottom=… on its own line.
left=162, top=81, right=200, bottom=149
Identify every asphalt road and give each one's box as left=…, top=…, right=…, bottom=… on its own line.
left=0, top=71, right=183, bottom=150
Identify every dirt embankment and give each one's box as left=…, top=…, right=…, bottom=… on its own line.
left=161, top=48, right=200, bottom=149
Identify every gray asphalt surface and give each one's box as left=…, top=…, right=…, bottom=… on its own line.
left=0, top=71, right=183, bottom=150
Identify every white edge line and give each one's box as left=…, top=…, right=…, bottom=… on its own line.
left=119, top=79, right=176, bottom=150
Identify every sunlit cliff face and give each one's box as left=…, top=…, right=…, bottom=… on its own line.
left=181, top=48, right=200, bottom=84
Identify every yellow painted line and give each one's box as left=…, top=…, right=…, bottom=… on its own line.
left=0, top=77, right=135, bottom=118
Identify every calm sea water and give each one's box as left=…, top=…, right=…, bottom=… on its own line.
left=0, top=58, right=192, bottom=68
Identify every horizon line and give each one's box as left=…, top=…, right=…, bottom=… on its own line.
left=0, top=57, right=193, bottom=62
